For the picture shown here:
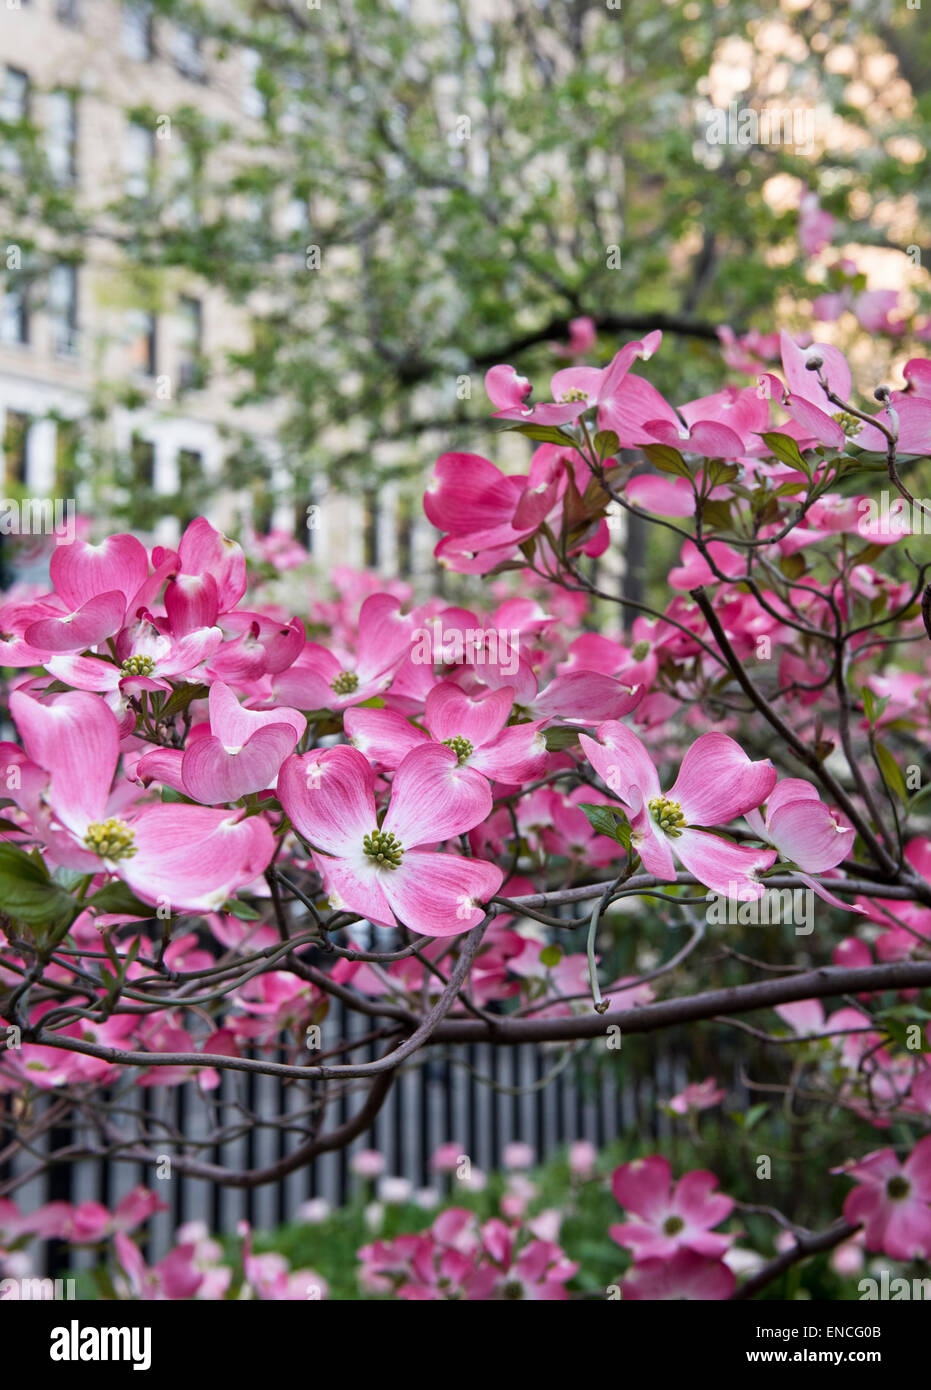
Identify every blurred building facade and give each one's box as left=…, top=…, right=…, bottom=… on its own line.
left=0, top=0, right=427, bottom=575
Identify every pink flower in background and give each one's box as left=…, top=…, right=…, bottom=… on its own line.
left=431, top=1143, right=464, bottom=1174
left=351, top=1149, right=387, bottom=1179
left=610, top=1156, right=735, bottom=1261
left=568, top=1140, right=597, bottom=1179
left=502, top=1142, right=535, bottom=1171
left=580, top=722, right=777, bottom=898
left=279, top=743, right=502, bottom=936
left=358, top=1207, right=577, bottom=1300
left=836, top=1136, right=931, bottom=1260
left=667, top=1078, right=725, bottom=1116
left=113, top=1233, right=216, bottom=1300
left=549, top=315, right=596, bottom=358
left=798, top=188, right=836, bottom=257
left=621, top=1250, right=736, bottom=1300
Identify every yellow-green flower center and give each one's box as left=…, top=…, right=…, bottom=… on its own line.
left=886, top=1175, right=910, bottom=1201
left=330, top=669, right=359, bottom=696
left=648, top=795, right=686, bottom=838
left=559, top=388, right=588, bottom=403
left=362, top=828, right=404, bottom=869
left=831, top=410, right=862, bottom=437
left=120, top=654, right=156, bottom=677
left=84, top=817, right=137, bottom=861
left=663, top=1214, right=685, bottom=1235
left=442, top=734, right=474, bottom=766
left=631, top=640, right=651, bottom=662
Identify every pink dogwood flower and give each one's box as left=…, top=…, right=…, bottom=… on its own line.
left=580, top=723, right=777, bottom=898
left=610, top=1155, right=735, bottom=1261
left=620, top=1249, right=736, bottom=1300
left=273, top=594, right=413, bottom=710
left=774, top=332, right=931, bottom=454
left=137, top=680, right=306, bottom=804
left=836, top=1136, right=931, bottom=1260
left=744, top=777, right=864, bottom=913
left=667, top=1078, right=725, bottom=1116
left=345, top=683, right=547, bottom=785
left=278, top=743, right=503, bottom=936
left=7, top=689, right=273, bottom=912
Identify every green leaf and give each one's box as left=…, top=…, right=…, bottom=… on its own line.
left=860, top=686, right=888, bottom=728
left=759, top=432, right=810, bottom=474
left=874, top=741, right=907, bottom=803
left=0, top=842, right=79, bottom=931
left=578, top=803, right=632, bottom=852
left=883, top=1019, right=931, bottom=1054
left=907, top=781, right=931, bottom=816
left=779, top=552, right=807, bottom=580
left=225, top=897, right=263, bottom=921
left=160, top=786, right=197, bottom=804
left=158, top=683, right=209, bottom=720
left=593, top=429, right=619, bottom=459
left=705, top=460, right=740, bottom=489
left=642, top=443, right=693, bottom=479
left=699, top=499, right=733, bottom=531
left=772, top=480, right=807, bottom=497
left=500, top=422, right=576, bottom=446
left=543, top=727, right=581, bottom=751
left=86, top=881, right=153, bottom=918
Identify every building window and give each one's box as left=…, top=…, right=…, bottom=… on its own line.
left=0, top=276, right=29, bottom=346
left=55, top=419, right=80, bottom=496
left=131, top=434, right=155, bottom=490
left=167, top=135, right=196, bottom=225
left=48, top=264, right=79, bottom=358
left=47, top=91, right=78, bottom=186
left=177, top=447, right=201, bottom=528
left=55, top=0, right=81, bottom=26
left=396, top=496, right=414, bottom=578
left=363, top=489, right=380, bottom=568
left=3, top=411, right=30, bottom=487
left=173, top=25, right=206, bottom=82
left=177, top=296, right=202, bottom=389
left=0, top=68, right=28, bottom=122
left=123, top=120, right=155, bottom=198
left=122, top=2, right=154, bottom=61
left=0, top=67, right=29, bottom=174
left=177, top=447, right=201, bottom=489
left=242, top=49, right=266, bottom=118
left=127, top=309, right=157, bottom=376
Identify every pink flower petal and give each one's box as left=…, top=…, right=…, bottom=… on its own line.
left=669, top=732, right=776, bottom=826
left=278, top=746, right=377, bottom=856
left=425, top=683, right=513, bottom=747
left=25, top=590, right=126, bottom=653
left=382, top=851, right=503, bottom=936
left=124, top=805, right=274, bottom=912
left=672, top=827, right=776, bottom=899
left=10, top=688, right=117, bottom=832
left=382, top=744, right=492, bottom=847
left=344, top=706, right=430, bottom=767
left=181, top=724, right=299, bottom=804
left=50, top=534, right=148, bottom=611
left=579, top=721, right=660, bottom=805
